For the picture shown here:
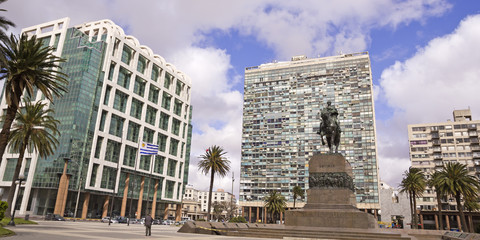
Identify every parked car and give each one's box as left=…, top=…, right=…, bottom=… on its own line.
left=48, top=214, right=65, bottom=221
left=115, top=216, right=128, bottom=224
left=101, top=217, right=111, bottom=223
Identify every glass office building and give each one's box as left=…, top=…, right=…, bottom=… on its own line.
left=240, top=53, right=380, bottom=222
left=0, top=18, right=192, bottom=219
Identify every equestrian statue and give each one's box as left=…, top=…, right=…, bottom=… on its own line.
left=317, top=101, right=341, bottom=153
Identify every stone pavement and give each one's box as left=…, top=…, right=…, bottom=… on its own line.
left=4, top=220, right=266, bottom=240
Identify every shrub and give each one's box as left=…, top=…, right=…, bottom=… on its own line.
left=196, top=218, right=206, bottom=221
left=0, top=202, right=7, bottom=221
left=229, top=216, right=247, bottom=223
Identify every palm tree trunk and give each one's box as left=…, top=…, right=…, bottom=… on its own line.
left=0, top=104, right=19, bottom=167
left=293, top=198, right=296, bottom=209
left=455, top=194, right=468, bottom=232
left=5, top=137, right=27, bottom=217
left=412, top=190, right=418, bottom=229
left=436, top=191, right=444, bottom=230
left=408, top=191, right=414, bottom=229
left=207, top=169, right=215, bottom=221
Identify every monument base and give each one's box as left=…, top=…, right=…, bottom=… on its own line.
left=285, top=208, right=378, bottom=229
left=285, top=153, right=377, bottom=229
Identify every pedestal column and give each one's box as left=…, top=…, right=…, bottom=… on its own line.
left=102, top=195, right=109, bottom=218
left=81, top=192, right=90, bottom=219
left=120, top=173, right=129, bottom=217
left=151, top=180, right=158, bottom=217
left=54, top=159, right=70, bottom=215
left=136, top=176, right=145, bottom=219
left=175, top=204, right=181, bottom=221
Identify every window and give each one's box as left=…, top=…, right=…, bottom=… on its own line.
left=155, top=155, right=165, bottom=174
left=172, top=118, right=181, bottom=136
left=134, top=76, right=146, bottom=97
left=130, top=98, right=143, bottom=119
left=103, top=86, right=112, bottom=105
left=101, top=166, right=116, bottom=190
left=105, top=139, right=121, bottom=163
left=148, top=85, right=159, bottom=104
left=169, top=138, right=179, bottom=156
left=123, top=145, right=137, bottom=167
left=137, top=55, right=147, bottom=74
left=167, top=159, right=177, bottom=177
left=180, top=142, right=185, bottom=158
left=158, top=133, right=168, bottom=152
left=99, top=111, right=108, bottom=132
left=109, top=114, right=124, bottom=137
left=94, top=137, right=103, bottom=158
left=113, top=90, right=128, bottom=112
left=121, top=45, right=134, bottom=65
left=182, top=123, right=187, bottom=138
left=161, top=92, right=172, bottom=110
left=178, top=162, right=183, bottom=178
left=127, top=121, right=140, bottom=142
left=3, top=158, right=16, bottom=181
left=139, top=155, right=151, bottom=171
left=164, top=72, right=173, bottom=89
left=175, top=80, right=184, bottom=96
left=118, top=67, right=131, bottom=89
left=159, top=112, right=170, bottom=131
left=143, top=127, right=155, bottom=143
left=151, top=64, right=161, bottom=82
left=145, top=106, right=157, bottom=126
left=90, top=164, right=99, bottom=187
left=108, top=62, right=116, bottom=80
left=166, top=180, right=175, bottom=199
left=173, top=99, right=183, bottom=116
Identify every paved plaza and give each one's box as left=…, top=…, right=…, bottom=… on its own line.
left=4, top=221, right=265, bottom=240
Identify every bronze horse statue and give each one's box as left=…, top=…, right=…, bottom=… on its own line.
left=317, top=108, right=341, bottom=153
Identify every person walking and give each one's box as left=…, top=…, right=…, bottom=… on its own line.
left=144, top=213, right=153, bottom=236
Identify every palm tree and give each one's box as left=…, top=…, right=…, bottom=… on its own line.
left=0, top=0, right=15, bottom=40
left=5, top=100, right=60, bottom=216
left=292, top=185, right=304, bottom=208
left=264, top=191, right=286, bottom=224
left=0, top=33, right=68, bottom=166
left=399, top=167, right=425, bottom=229
left=427, top=171, right=444, bottom=230
left=438, top=162, right=480, bottom=232
left=198, top=145, right=230, bottom=221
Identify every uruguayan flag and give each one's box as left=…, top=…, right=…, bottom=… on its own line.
left=140, top=142, right=158, bottom=155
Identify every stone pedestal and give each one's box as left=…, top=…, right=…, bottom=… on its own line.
left=285, top=154, right=377, bottom=229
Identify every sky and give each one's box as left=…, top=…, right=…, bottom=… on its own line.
left=3, top=0, right=480, bottom=199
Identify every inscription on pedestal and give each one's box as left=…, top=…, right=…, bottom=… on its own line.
left=309, top=172, right=354, bottom=191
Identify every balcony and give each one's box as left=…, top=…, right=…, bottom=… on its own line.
left=471, top=146, right=480, bottom=152
left=431, top=133, right=440, bottom=139
left=468, top=124, right=477, bottom=130
left=468, top=131, right=478, bottom=137
left=433, top=147, right=442, bottom=153
left=433, top=155, right=443, bottom=160
left=471, top=138, right=479, bottom=145
left=432, top=140, right=441, bottom=146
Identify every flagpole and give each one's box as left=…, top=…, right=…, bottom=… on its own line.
left=145, top=154, right=154, bottom=214
left=127, top=137, right=141, bottom=226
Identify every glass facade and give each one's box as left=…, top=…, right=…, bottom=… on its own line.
left=240, top=53, right=380, bottom=210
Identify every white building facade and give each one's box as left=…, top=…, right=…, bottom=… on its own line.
left=0, top=18, right=193, bottom=219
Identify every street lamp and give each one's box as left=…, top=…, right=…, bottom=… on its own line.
left=64, top=157, right=83, bottom=222
left=8, top=173, right=26, bottom=226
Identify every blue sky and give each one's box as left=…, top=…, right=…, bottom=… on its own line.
left=4, top=0, right=480, bottom=197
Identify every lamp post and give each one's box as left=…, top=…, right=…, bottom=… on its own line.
left=65, top=157, right=83, bottom=222
left=8, top=174, right=26, bottom=226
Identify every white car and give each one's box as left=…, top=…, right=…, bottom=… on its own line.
left=101, top=217, right=118, bottom=223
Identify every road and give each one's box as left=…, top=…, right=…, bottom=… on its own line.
left=4, top=220, right=265, bottom=240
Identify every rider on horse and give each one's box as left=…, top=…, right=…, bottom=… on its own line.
left=317, top=101, right=341, bottom=153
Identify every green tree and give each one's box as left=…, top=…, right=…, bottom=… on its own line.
left=427, top=171, right=445, bottom=230
left=198, top=145, right=230, bottom=221
left=438, top=162, right=480, bottom=232
left=399, top=167, right=425, bottom=229
left=212, top=202, right=224, bottom=221
left=264, top=191, right=286, bottom=224
left=0, top=33, right=68, bottom=167
left=292, top=185, right=304, bottom=208
left=5, top=100, right=60, bottom=216
left=0, top=0, right=14, bottom=41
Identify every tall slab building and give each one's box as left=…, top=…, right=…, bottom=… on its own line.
left=240, top=53, right=380, bottom=222
left=408, top=109, right=480, bottom=211
left=0, top=18, right=192, bottom=219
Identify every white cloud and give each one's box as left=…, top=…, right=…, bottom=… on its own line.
left=378, top=14, right=480, bottom=186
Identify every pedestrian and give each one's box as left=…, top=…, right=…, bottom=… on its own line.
left=144, top=213, right=153, bottom=236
